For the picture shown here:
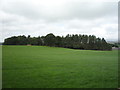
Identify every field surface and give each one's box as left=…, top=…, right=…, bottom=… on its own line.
left=2, top=45, right=118, bottom=88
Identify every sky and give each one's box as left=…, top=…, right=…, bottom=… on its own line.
left=0, top=0, right=119, bottom=42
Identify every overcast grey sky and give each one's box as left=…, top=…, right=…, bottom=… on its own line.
left=0, top=0, right=119, bottom=42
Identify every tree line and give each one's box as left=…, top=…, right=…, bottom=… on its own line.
left=3, top=33, right=112, bottom=50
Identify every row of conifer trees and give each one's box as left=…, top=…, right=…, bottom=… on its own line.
left=3, top=33, right=112, bottom=50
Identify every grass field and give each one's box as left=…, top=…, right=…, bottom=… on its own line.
left=2, top=45, right=118, bottom=88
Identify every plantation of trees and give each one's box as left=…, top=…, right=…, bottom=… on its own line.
left=3, top=33, right=112, bottom=50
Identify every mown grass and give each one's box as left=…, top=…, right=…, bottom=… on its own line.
left=2, top=45, right=118, bottom=88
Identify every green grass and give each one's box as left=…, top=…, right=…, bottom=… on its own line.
left=2, top=45, right=118, bottom=88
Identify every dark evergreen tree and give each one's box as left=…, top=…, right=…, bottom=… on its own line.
left=3, top=33, right=112, bottom=51
left=55, top=36, right=62, bottom=47
left=27, top=35, right=31, bottom=45
left=44, top=33, right=56, bottom=46
left=17, top=35, right=27, bottom=45
left=4, top=36, right=18, bottom=45
left=37, top=36, right=42, bottom=45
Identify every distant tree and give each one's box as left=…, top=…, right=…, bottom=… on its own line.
left=64, top=34, right=72, bottom=48
left=88, top=35, right=94, bottom=50
left=114, top=43, right=119, bottom=48
left=27, top=35, right=31, bottom=45
left=37, top=36, right=42, bottom=45
left=95, top=38, right=102, bottom=50
left=30, top=37, right=38, bottom=45
left=44, top=33, right=56, bottom=46
left=55, top=36, right=62, bottom=47
left=17, top=35, right=27, bottom=45
left=4, top=36, right=18, bottom=45
left=3, top=33, right=112, bottom=50
left=72, top=34, right=80, bottom=49
left=41, top=36, right=45, bottom=45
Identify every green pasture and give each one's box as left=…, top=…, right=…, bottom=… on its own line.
left=2, top=45, right=118, bottom=88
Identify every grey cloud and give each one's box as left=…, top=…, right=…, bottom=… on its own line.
left=1, top=1, right=118, bottom=21
left=0, top=0, right=118, bottom=42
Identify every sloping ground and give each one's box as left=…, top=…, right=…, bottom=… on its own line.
left=2, top=45, right=118, bottom=88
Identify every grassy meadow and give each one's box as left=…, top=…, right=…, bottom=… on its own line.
left=2, top=45, right=118, bottom=88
